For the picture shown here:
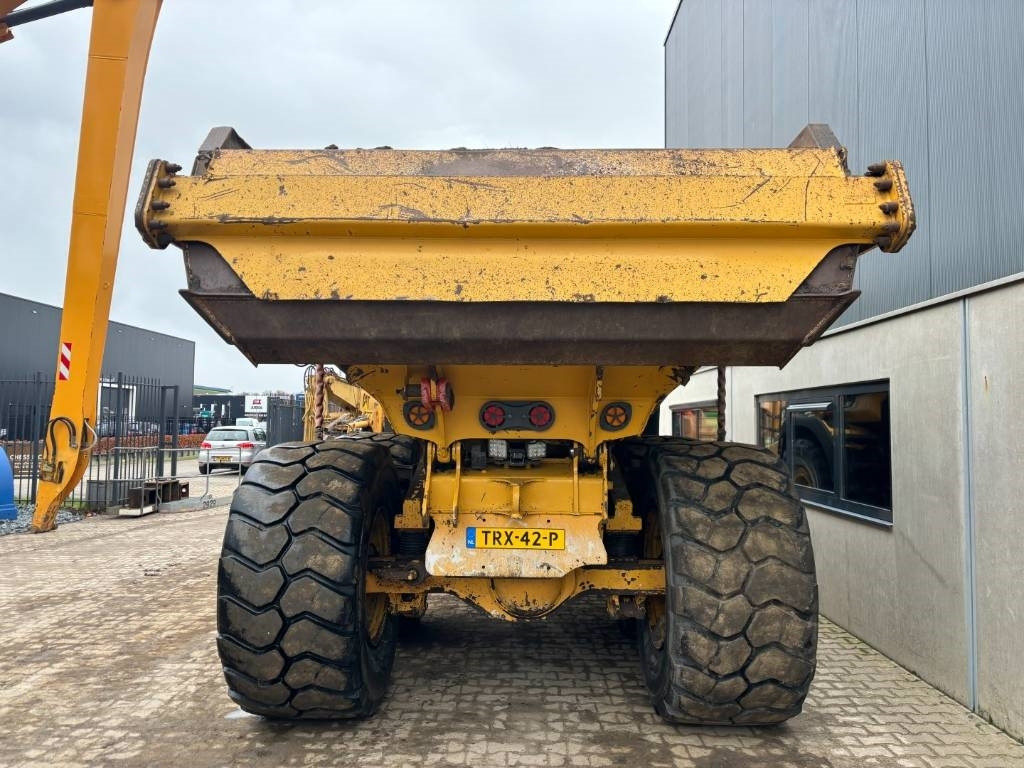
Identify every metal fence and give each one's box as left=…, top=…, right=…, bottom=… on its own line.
left=0, top=373, right=183, bottom=510
left=267, top=397, right=304, bottom=446
left=2, top=376, right=313, bottom=513
left=0, top=374, right=52, bottom=505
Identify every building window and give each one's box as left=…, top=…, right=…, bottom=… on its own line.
left=757, top=382, right=892, bottom=525
left=670, top=401, right=719, bottom=440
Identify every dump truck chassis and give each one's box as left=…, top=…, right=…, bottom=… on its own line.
left=218, top=433, right=817, bottom=723
left=367, top=561, right=665, bottom=621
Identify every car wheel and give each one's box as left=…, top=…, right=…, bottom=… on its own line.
left=793, top=437, right=832, bottom=490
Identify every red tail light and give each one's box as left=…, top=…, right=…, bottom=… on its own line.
left=201, top=441, right=212, bottom=449
left=481, top=404, right=506, bottom=428
left=237, top=442, right=255, bottom=448
left=529, top=404, right=553, bottom=428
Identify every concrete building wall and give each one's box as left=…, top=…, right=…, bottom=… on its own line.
left=661, top=278, right=1024, bottom=738
left=967, top=287, right=1024, bottom=737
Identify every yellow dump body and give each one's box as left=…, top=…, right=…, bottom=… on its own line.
left=136, top=124, right=913, bottom=373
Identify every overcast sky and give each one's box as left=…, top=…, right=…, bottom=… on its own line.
left=2, top=0, right=678, bottom=393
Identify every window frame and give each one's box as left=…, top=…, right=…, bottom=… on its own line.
left=669, top=400, right=719, bottom=441
left=757, top=380, right=893, bottom=527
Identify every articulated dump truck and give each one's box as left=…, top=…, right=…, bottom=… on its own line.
left=135, top=124, right=914, bottom=724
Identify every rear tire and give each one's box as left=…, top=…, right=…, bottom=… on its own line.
left=198, top=463, right=210, bottom=475
left=327, top=432, right=422, bottom=494
left=615, top=438, right=818, bottom=725
left=217, top=439, right=400, bottom=719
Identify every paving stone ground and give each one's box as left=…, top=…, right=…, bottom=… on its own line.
left=1, top=506, right=1022, bottom=768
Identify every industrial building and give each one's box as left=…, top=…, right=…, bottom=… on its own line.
left=0, top=291, right=195, bottom=427
left=661, top=0, right=1023, bottom=740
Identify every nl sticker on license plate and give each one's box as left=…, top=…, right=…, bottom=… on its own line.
left=466, top=527, right=566, bottom=550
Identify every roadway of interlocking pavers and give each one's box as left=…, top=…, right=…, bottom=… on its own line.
left=1, top=505, right=1022, bottom=768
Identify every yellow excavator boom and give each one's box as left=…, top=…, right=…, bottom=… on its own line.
left=302, top=364, right=386, bottom=440
left=3, top=0, right=163, bottom=532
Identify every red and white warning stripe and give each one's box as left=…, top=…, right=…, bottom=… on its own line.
left=58, top=342, right=72, bottom=381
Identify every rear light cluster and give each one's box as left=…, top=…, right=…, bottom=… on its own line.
left=237, top=442, right=255, bottom=449
left=478, top=401, right=555, bottom=432
left=201, top=441, right=212, bottom=449
left=487, top=439, right=545, bottom=460
left=470, top=438, right=562, bottom=469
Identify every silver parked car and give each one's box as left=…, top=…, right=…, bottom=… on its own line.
left=198, top=426, right=267, bottom=474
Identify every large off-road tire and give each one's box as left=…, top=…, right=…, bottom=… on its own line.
left=216, top=439, right=401, bottom=719
left=327, top=432, right=422, bottom=493
left=615, top=437, right=818, bottom=725
left=334, top=432, right=430, bottom=621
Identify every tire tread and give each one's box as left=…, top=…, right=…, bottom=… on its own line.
left=216, top=438, right=399, bottom=720
left=616, top=437, right=818, bottom=725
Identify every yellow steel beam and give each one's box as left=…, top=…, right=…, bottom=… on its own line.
left=426, top=469, right=605, bottom=518
left=140, top=145, right=913, bottom=304
left=31, top=0, right=161, bottom=532
left=366, top=563, right=666, bottom=621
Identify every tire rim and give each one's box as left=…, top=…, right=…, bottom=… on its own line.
left=646, top=598, right=667, bottom=651
left=643, top=508, right=667, bottom=651
left=364, top=505, right=390, bottom=646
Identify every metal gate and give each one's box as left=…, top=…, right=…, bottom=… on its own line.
left=0, top=373, right=181, bottom=509
left=267, top=396, right=304, bottom=446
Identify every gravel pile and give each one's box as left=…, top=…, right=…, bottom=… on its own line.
left=0, top=504, right=85, bottom=536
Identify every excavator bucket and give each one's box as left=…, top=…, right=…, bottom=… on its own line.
left=136, top=124, right=914, bottom=368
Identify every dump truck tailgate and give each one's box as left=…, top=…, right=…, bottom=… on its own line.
left=136, top=124, right=913, bottom=368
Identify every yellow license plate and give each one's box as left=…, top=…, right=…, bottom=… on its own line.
left=466, top=527, right=565, bottom=550
left=214, top=456, right=231, bottom=462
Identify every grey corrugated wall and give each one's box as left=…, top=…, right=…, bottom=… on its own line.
left=665, top=0, right=1024, bottom=323
left=0, top=292, right=194, bottom=417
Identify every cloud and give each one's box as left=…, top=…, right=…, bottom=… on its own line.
left=2, top=0, right=676, bottom=392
